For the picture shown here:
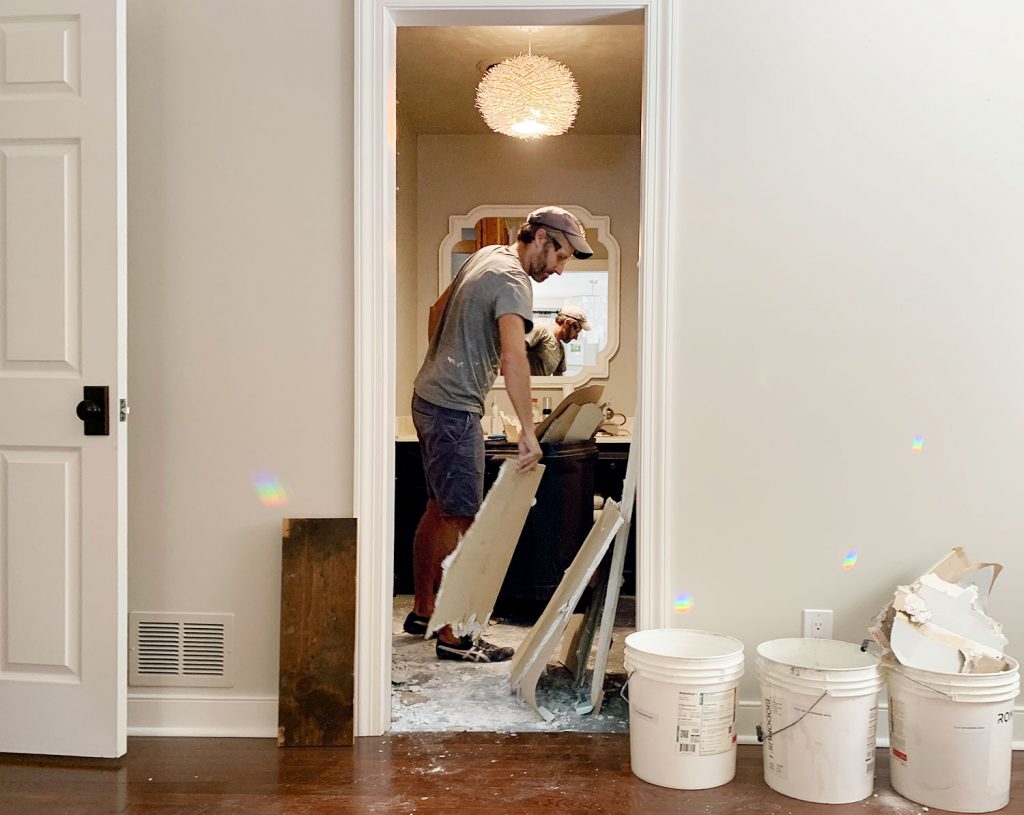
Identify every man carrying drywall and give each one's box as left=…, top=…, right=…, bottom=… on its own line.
left=406, top=206, right=593, bottom=662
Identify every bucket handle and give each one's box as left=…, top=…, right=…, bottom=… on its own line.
left=756, top=691, right=826, bottom=744
left=619, top=671, right=633, bottom=704
left=895, top=670, right=956, bottom=700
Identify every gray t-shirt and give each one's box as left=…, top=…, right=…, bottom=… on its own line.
left=414, top=244, right=533, bottom=414
left=525, top=324, right=566, bottom=376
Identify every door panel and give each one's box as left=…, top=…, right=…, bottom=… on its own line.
left=0, top=0, right=125, bottom=757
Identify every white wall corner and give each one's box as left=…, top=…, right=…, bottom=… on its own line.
left=127, top=693, right=278, bottom=738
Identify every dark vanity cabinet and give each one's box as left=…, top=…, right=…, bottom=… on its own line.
left=393, top=438, right=636, bottom=616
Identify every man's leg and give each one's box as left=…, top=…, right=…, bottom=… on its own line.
left=411, top=499, right=441, bottom=619
left=430, top=514, right=473, bottom=647
left=412, top=502, right=473, bottom=616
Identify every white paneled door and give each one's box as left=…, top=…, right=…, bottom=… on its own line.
left=0, top=0, right=126, bottom=756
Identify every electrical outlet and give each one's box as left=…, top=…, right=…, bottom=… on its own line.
left=802, top=609, right=833, bottom=639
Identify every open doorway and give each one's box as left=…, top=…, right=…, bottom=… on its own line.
left=354, top=1, right=677, bottom=738
left=391, top=22, right=643, bottom=732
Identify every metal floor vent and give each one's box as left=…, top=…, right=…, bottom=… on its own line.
left=129, top=612, right=234, bottom=687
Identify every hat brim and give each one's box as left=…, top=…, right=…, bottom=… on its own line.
left=566, top=233, right=594, bottom=260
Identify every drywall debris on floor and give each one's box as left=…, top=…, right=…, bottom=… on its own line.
left=510, top=501, right=624, bottom=721
left=870, top=547, right=1009, bottom=674
left=391, top=600, right=628, bottom=733
left=427, top=461, right=545, bottom=640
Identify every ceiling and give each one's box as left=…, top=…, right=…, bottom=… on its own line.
left=397, top=25, right=644, bottom=136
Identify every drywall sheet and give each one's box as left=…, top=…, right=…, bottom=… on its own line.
left=427, top=461, right=545, bottom=639
left=510, top=500, right=623, bottom=720
left=587, top=413, right=639, bottom=713
left=534, top=383, right=604, bottom=440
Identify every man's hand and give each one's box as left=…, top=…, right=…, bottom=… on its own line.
left=517, top=430, right=542, bottom=472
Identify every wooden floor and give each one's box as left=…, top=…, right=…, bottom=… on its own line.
left=0, top=735, right=1021, bottom=814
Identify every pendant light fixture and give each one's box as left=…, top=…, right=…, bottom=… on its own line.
left=475, top=45, right=580, bottom=140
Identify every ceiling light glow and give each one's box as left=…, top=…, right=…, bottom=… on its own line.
left=476, top=52, right=580, bottom=140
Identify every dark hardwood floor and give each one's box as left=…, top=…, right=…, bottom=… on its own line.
left=0, top=735, right=1021, bottom=814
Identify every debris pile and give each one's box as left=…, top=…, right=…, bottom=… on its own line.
left=870, top=547, right=1010, bottom=674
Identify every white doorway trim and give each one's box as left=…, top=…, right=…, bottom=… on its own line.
left=354, top=0, right=676, bottom=737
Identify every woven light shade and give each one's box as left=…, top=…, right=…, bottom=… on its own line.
left=475, top=52, right=580, bottom=139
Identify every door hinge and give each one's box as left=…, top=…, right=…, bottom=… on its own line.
left=120, top=399, right=130, bottom=422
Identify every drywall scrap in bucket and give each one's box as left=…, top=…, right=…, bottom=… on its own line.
left=869, top=547, right=1009, bottom=674
left=427, top=461, right=545, bottom=640
left=871, top=548, right=1019, bottom=813
left=533, top=384, right=604, bottom=441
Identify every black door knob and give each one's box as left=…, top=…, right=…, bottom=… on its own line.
left=76, top=400, right=102, bottom=420
left=75, top=386, right=110, bottom=435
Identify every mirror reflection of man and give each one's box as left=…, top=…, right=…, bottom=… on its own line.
left=525, top=306, right=591, bottom=377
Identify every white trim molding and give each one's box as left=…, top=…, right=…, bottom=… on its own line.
left=354, top=0, right=676, bottom=737
left=127, top=693, right=277, bottom=738
left=438, top=203, right=622, bottom=388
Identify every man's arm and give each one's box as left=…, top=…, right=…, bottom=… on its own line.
left=498, top=314, right=543, bottom=471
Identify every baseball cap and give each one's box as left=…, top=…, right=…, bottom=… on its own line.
left=527, top=206, right=594, bottom=259
left=558, top=305, right=591, bottom=331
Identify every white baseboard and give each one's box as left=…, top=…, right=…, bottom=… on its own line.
left=736, top=699, right=1024, bottom=750
left=127, top=693, right=278, bottom=737
left=127, top=693, right=1023, bottom=747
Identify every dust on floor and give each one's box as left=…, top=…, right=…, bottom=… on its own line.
left=391, top=596, right=632, bottom=733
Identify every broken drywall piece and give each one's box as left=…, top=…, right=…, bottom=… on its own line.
left=927, top=547, right=1002, bottom=603
left=873, top=547, right=1010, bottom=675
left=534, top=384, right=604, bottom=440
left=427, top=461, right=545, bottom=640
left=588, top=411, right=639, bottom=713
left=914, top=573, right=1007, bottom=650
left=509, top=501, right=623, bottom=720
left=561, top=403, right=605, bottom=444
left=539, top=403, right=581, bottom=444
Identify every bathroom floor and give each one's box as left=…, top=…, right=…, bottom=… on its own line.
left=390, top=595, right=634, bottom=733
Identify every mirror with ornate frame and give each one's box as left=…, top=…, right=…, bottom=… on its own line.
left=438, top=204, right=620, bottom=389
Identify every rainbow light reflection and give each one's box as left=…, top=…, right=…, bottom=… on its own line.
left=843, top=550, right=859, bottom=570
left=674, top=592, right=695, bottom=613
left=912, top=435, right=924, bottom=452
left=252, top=472, right=289, bottom=507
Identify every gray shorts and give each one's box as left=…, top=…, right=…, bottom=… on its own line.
left=411, top=393, right=484, bottom=518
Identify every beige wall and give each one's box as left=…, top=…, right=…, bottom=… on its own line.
left=668, top=1, right=1024, bottom=700
left=127, top=0, right=354, bottom=706
left=395, top=107, right=420, bottom=415
left=402, top=134, right=641, bottom=418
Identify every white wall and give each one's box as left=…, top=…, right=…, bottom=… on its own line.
left=124, top=0, right=1023, bottom=735
left=407, top=134, right=641, bottom=416
left=127, top=0, right=354, bottom=732
left=668, top=1, right=1024, bottom=703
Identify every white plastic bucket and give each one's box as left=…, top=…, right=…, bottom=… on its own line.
left=623, top=628, right=744, bottom=789
left=885, top=657, right=1020, bottom=813
left=755, top=638, right=883, bottom=804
